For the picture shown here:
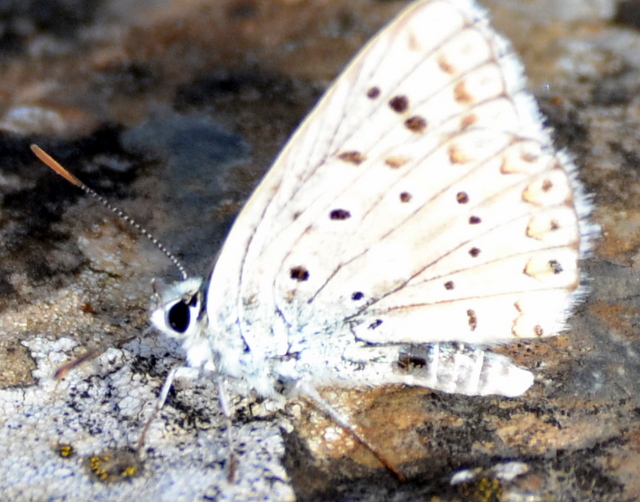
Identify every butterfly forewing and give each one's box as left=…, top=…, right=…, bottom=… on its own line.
left=206, top=0, right=585, bottom=360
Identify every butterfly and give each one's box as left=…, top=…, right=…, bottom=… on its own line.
left=149, top=0, right=591, bottom=401
left=33, top=0, right=594, bottom=478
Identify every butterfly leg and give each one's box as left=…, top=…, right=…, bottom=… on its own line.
left=215, top=375, right=238, bottom=482
left=136, top=364, right=209, bottom=456
left=293, top=380, right=407, bottom=481
left=136, top=366, right=178, bottom=455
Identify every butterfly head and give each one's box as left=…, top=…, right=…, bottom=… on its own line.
left=150, top=277, right=204, bottom=341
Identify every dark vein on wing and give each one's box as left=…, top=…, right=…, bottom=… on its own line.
left=237, top=12, right=523, bottom=331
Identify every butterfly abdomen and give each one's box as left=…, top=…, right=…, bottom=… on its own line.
left=394, top=343, right=533, bottom=397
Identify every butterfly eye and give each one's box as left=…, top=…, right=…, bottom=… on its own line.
left=167, top=300, right=191, bottom=333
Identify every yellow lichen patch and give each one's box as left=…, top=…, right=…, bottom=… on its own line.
left=458, top=476, right=504, bottom=502
left=85, top=449, right=141, bottom=484
left=55, top=444, right=75, bottom=458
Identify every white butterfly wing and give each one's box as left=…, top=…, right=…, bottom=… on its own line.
left=206, top=0, right=589, bottom=359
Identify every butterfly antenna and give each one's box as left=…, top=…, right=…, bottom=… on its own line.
left=30, top=144, right=189, bottom=281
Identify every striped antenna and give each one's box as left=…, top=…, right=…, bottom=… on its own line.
left=31, top=144, right=189, bottom=281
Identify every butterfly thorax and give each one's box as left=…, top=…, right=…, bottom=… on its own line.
left=151, top=275, right=299, bottom=397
